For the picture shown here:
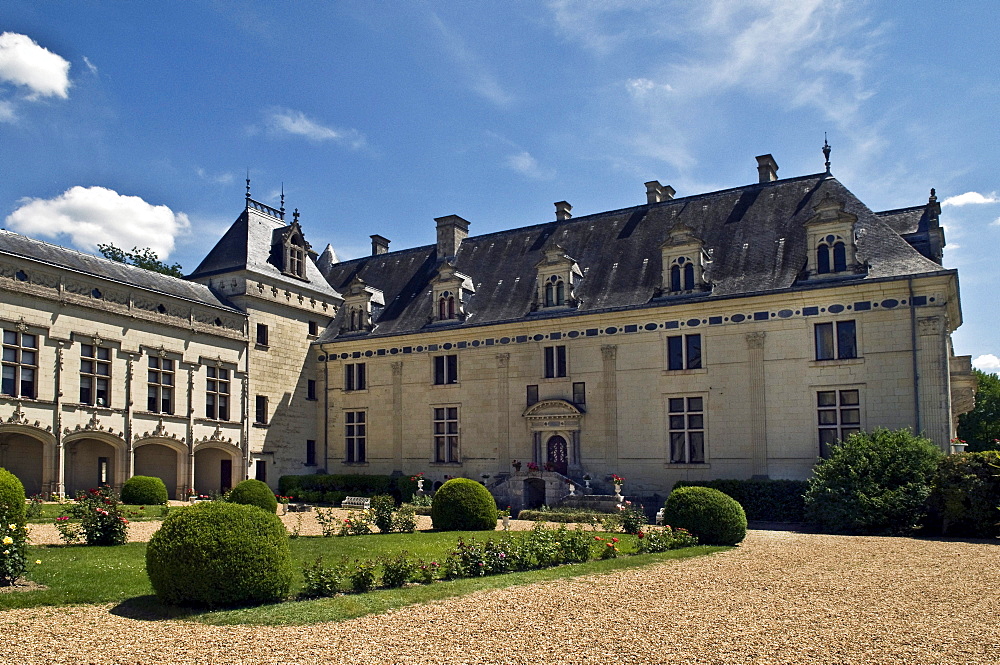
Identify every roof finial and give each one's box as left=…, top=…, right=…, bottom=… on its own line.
left=293, top=208, right=300, bottom=224
left=280, top=183, right=285, bottom=216
left=822, top=133, right=831, bottom=174
left=245, top=169, right=251, bottom=201
left=929, top=188, right=937, bottom=203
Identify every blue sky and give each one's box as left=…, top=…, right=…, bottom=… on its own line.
left=2, top=1, right=998, bottom=369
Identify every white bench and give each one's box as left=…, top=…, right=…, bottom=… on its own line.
left=655, top=508, right=665, bottom=525
left=341, top=496, right=371, bottom=510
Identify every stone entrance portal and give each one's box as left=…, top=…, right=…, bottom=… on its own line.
left=546, top=435, right=568, bottom=475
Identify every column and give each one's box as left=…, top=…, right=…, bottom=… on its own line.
left=916, top=315, right=950, bottom=447
left=496, top=353, right=510, bottom=471
left=745, top=332, right=768, bottom=478
left=391, top=361, right=404, bottom=472
left=601, top=345, right=618, bottom=467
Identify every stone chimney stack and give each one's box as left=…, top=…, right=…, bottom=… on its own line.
left=756, top=154, right=779, bottom=183
left=645, top=181, right=677, bottom=204
left=434, top=215, right=470, bottom=259
left=554, top=201, right=573, bottom=221
left=370, top=235, right=390, bottom=256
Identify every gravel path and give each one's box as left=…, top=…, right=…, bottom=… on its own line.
left=5, top=529, right=999, bottom=664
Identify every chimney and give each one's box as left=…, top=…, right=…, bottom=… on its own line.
left=756, top=154, right=779, bottom=183
left=434, top=215, right=470, bottom=259
left=645, top=181, right=676, bottom=204
left=370, top=234, right=390, bottom=256
left=554, top=201, right=573, bottom=221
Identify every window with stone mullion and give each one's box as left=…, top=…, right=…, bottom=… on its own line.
left=1, top=330, right=37, bottom=398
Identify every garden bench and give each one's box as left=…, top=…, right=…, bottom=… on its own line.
left=341, top=496, right=371, bottom=510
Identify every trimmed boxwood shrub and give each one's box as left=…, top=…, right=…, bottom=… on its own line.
left=278, top=474, right=419, bottom=503
left=662, top=486, right=747, bottom=546
left=672, top=479, right=808, bottom=522
left=120, top=475, right=169, bottom=505
left=804, top=428, right=941, bottom=535
left=146, top=501, right=292, bottom=607
left=0, top=468, right=27, bottom=585
left=924, top=450, right=1000, bottom=538
left=228, top=479, right=278, bottom=513
left=431, top=478, right=498, bottom=531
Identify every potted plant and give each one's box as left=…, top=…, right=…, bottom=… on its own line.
left=498, top=505, right=511, bottom=530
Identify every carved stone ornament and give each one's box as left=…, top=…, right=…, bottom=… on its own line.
left=158, top=346, right=168, bottom=358
left=92, top=332, right=103, bottom=348
left=391, top=361, right=403, bottom=376
left=16, top=318, right=28, bottom=333
left=745, top=331, right=766, bottom=349
left=918, top=316, right=944, bottom=337
left=5, top=403, right=53, bottom=432
left=601, top=344, right=617, bottom=361
left=497, top=352, right=510, bottom=368
left=194, top=424, right=234, bottom=446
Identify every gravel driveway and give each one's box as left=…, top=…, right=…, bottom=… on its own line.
left=4, top=528, right=998, bottom=664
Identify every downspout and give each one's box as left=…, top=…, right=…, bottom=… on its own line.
left=322, top=344, right=329, bottom=473
left=908, top=278, right=921, bottom=433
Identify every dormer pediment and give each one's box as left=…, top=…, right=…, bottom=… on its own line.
left=275, top=220, right=312, bottom=281
left=340, top=275, right=383, bottom=332
left=522, top=399, right=584, bottom=420
left=661, top=223, right=710, bottom=294
left=803, top=194, right=862, bottom=279
left=430, top=262, right=474, bottom=323
left=534, top=245, right=582, bottom=309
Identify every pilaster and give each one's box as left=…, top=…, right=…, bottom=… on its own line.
left=745, top=331, right=768, bottom=478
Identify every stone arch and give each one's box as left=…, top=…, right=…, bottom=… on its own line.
left=193, top=441, right=242, bottom=496
left=522, top=400, right=584, bottom=476
left=0, top=425, right=56, bottom=497
left=63, top=431, right=127, bottom=496
left=133, top=437, right=188, bottom=500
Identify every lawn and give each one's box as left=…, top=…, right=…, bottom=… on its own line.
left=26, top=502, right=171, bottom=523
left=4, top=530, right=727, bottom=625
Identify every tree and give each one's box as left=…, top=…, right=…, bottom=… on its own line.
left=957, top=369, right=1000, bottom=452
left=98, top=243, right=183, bottom=278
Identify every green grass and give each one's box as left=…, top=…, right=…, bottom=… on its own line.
left=5, top=530, right=728, bottom=625
left=26, top=503, right=171, bottom=523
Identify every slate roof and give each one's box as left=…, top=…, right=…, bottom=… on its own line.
left=0, top=229, right=239, bottom=311
left=318, top=172, right=951, bottom=344
left=188, top=203, right=341, bottom=300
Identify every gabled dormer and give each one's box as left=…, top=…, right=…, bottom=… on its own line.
left=276, top=214, right=312, bottom=281
left=340, top=275, right=384, bottom=333
left=534, top=245, right=583, bottom=309
left=430, top=262, right=474, bottom=322
left=803, top=194, right=861, bottom=279
left=661, top=222, right=710, bottom=294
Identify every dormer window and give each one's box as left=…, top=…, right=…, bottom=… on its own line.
left=431, top=263, right=474, bottom=323
left=287, top=241, right=305, bottom=278
left=661, top=223, right=709, bottom=295
left=277, top=216, right=312, bottom=280
left=803, top=194, right=860, bottom=279
left=535, top=246, right=582, bottom=310
left=340, top=275, right=384, bottom=334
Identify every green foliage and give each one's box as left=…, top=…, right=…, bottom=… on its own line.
left=431, top=478, right=498, bottom=531
left=636, top=526, right=699, bottom=553
left=0, top=468, right=28, bottom=585
left=672, top=478, right=809, bottom=522
left=349, top=559, right=379, bottom=592
left=300, top=558, right=346, bottom=599
left=393, top=505, right=417, bottom=533
left=381, top=552, right=416, bottom=588
left=145, top=501, right=292, bottom=607
left=98, top=243, right=183, bottom=277
left=924, top=451, right=1000, bottom=537
left=662, top=486, right=747, bottom=546
left=516, top=508, right=606, bottom=524
left=227, top=479, right=278, bottom=513
left=278, top=474, right=417, bottom=502
left=338, top=510, right=373, bottom=536
left=71, top=487, right=129, bottom=546
left=371, top=494, right=396, bottom=533
left=618, top=502, right=647, bottom=535
left=804, top=428, right=942, bottom=535
left=25, top=494, right=44, bottom=520
left=957, top=370, right=1000, bottom=452
left=120, top=475, right=168, bottom=506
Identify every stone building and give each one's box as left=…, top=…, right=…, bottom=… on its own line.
left=0, top=154, right=976, bottom=505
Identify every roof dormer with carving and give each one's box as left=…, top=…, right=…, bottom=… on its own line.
left=534, top=245, right=583, bottom=311
left=660, top=222, right=710, bottom=296
left=802, top=194, right=864, bottom=280
left=340, top=275, right=384, bottom=334
left=430, top=262, right=475, bottom=323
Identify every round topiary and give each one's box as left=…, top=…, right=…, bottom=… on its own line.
left=227, top=479, right=278, bottom=513
left=662, top=486, right=747, bottom=546
left=120, top=475, right=168, bottom=505
left=0, top=468, right=28, bottom=585
left=431, top=478, right=498, bottom=531
left=146, top=501, right=291, bottom=607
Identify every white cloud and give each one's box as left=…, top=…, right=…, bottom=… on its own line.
left=973, top=354, right=1000, bottom=372
left=265, top=108, right=366, bottom=148
left=5, top=186, right=190, bottom=259
left=991, top=217, right=1000, bottom=227
left=195, top=167, right=234, bottom=185
left=941, top=191, right=999, bottom=207
left=82, top=56, right=98, bottom=76
left=505, top=151, right=555, bottom=180
left=0, top=32, right=71, bottom=99
left=626, top=78, right=672, bottom=98
left=428, top=12, right=513, bottom=106
left=0, top=100, right=15, bottom=123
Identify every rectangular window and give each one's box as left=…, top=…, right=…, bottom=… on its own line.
left=308, top=320, right=318, bottom=337
left=255, top=460, right=267, bottom=482
left=256, top=323, right=269, bottom=346
left=433, top=406, right=460, bottom=463
left=147, top=356, right=174, bottom=414
left=433, top=355, right=458, bottom=385
left=345, top=411, right=366, bottom=463
left=544, top=345, right=567, bottom=378
left=526, top=384, right=539, bottom=407
left=255, top=395, right=268, bottom=425
left=206, top=366, right=230, bottom=420
left=98, top=456, right=109, bottom=485
left=815, top=321, right=857, bottom=360
left=80, top=344, right=111, bottom=407
left=572, top=381, right=586, bottom=405
left=307, top=379, right=317, bottom=400
left=667, top=334, right=702, bottom=370
left=817, top=389, right=861, bottom=457
left=668, top=396, right=705, bottom=464
left=306, top=439, right=317, bottom=466
left=345, top=363, right=367, bottom=391
left=1, top=329, right=37, bottom=398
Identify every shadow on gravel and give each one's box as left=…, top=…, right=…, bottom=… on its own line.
left=110, top=595, right=203, bottom=621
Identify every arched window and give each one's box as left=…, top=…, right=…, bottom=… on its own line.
left=670, top=265, right=681, bottom=292
left=670, top=257, right=694, bottom=292
left=284, top=232, right=306, bottom=278
left=438, top=291, right=456, bottom=320
left=543, top=275, right=566, bottom=307
left=816, top=235, right=847, bottom=275
left=832, top=241, right=847, bottom=272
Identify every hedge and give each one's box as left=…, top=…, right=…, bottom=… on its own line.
left=672, top=478, right=808, bottom=522
left=923, top=450, right=1000, bottom=538
left=278, top=474, right=419, bottom=503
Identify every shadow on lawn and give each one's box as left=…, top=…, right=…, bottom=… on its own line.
left=110, top=595, right=204, bottom=621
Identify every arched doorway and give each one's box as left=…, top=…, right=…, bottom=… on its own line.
left=523, top=477, right=546, bottom=509
left=134, top=442, right=181, bottom=500
left=65, top=435, right=124, bottom=496
left=546, top=435, right=568, bottom=475
left=193, top=445, right=239, bottom=495
left=0, top=431, right=45, bottom=496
